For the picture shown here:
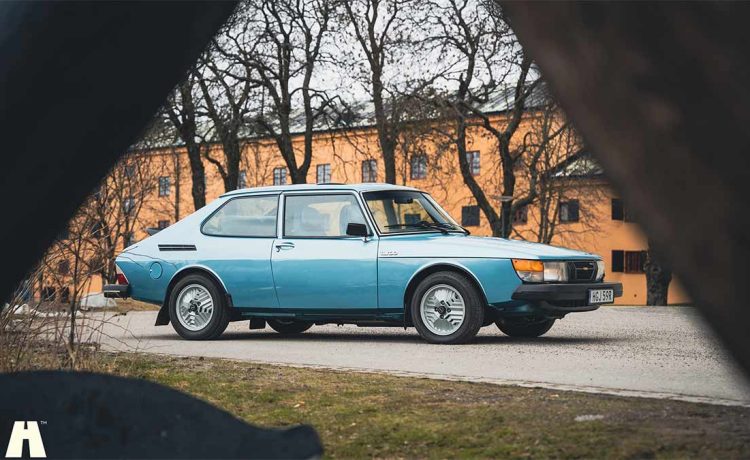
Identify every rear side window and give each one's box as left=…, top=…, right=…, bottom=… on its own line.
left=202, top=195, right=278, bottom=237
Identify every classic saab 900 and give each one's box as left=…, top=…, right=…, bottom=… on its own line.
left=104, top=184, right=622, bottom=344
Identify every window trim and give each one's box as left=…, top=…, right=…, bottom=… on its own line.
left=361, top=159, right=377, bottom=183
left=273, top=167, right=287, bottom=186
left=200, top=193, right=281, bottom=239
left=559, top=199, right=580, bottom=223
left=158, top=176, right=171, bottom=197
left=316, top=163, right=331, bottom=184
left=466, top=150, right=480, bottom=176
left=410, top=154, right=428, bottom=180
left=281, top=192, right=373, bottom=239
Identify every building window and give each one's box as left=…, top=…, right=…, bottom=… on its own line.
left=124, top=164, right=136, bottom=178
left=559, top=200, right=580, bottom=223
left=362, top=160, right=377, bottom=182
left=611, top=198, right=634, bottom=221
left=273, top=167, right=287, bottom=185
left=461, top=205, right=480, bottom=227
left=316, top=164, right=331, bottom=184
left=466, top=151, right=480, bottom=176
left=513, top=204, right=528, bottom=224
left=611, top=250, right=647, bottom=273
left=158, top=176, right=170, bottom=197
left=122, top=197, right=135, bottom=214
left=626, top=250, right=647, bottom=273
left=157, top=220, right=170, bottom=230
left=59, top=287, right=70, bottom=303
left=410, top=154, right=427, bottom=180
left=238, top=170, right=247, bottom=189
left=57, top=260, right=70, bottom=276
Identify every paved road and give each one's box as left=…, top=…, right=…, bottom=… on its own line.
left=99, top=307, right=750, bottom=406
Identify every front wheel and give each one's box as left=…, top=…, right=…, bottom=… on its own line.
left=496, top=317, right=555, bottom=338
left=169, top=274, right=230, bottom=340
left=268, top=319, right=313, bottom=334
left=410, top=271, right=484, bottom=344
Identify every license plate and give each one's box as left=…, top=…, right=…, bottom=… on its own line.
left=589, top=289, right=614, bottom=304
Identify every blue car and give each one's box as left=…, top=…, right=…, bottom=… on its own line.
left=104, top=184, right=622, bottom=344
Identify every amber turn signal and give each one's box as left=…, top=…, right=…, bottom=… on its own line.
left=512, top=259, right=544, bottom=272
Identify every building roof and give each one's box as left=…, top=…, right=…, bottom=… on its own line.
left=221, top=182, right=419, bottom=198
left=551, top=151, right=604, bottom=178
left=139, top=85, right=550, bottom=151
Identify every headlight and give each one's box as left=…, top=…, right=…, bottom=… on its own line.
left=543, top=262, right=568, bottom=282
left=512, top=259, right=568, bottom=283
left=596, top=260, right=605, bottom=280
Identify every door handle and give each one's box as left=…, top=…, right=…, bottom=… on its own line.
left=275, top=242, right=295, bottom=252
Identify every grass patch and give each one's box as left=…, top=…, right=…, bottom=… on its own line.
left=91, top=353, right=750, bottom=459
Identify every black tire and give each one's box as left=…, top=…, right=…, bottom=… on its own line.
left=410, top=271, right=484, bottom=344
left=267, top=319, right=313, bottom=334
left=496, top=316, right=555, bottom=338
left=169, top=273, right=230, bottom=340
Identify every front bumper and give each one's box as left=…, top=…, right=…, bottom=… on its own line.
left=512, top=282, right=623, bottom=304
left=103, top=284, right=130, bottom=299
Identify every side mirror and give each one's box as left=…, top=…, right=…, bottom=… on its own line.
left=346, top=222, right=369, bottom=237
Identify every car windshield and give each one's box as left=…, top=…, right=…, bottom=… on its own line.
left=363, top=190, right=464, bottom=234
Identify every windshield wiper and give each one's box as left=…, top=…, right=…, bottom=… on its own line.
left=385, top=221, right=455, bottom=234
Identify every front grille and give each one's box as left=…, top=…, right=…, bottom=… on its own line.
left=567, top=261, right=597, bottom=282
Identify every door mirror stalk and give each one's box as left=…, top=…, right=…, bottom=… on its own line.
left=346, top=222, right=370, bottom=241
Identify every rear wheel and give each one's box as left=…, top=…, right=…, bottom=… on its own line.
left=410, top=271, right=484, bottom=344
left=496, top=316, right=555, bottom=338
left=169, top=274, right=229, bottom=340
left=268, top=319, right=313, bottom=334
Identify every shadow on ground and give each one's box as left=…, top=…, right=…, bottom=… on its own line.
left=140, top=330, right=627, bottom=346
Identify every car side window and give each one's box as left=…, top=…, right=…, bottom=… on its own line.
left=284, top=194, right=366, bottom=238
left=202, top=195, right=278, bottom=237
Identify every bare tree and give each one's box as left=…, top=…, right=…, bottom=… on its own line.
left=163, top=70, right=209, bottom=211
left=38, top=209, right=102, bottom=368
left=197, top=41, right=256, bottom=192
left=425, top=0, right=570, bottom=237
left=213, top=0, right=337, bottom=184
left=512, top=111, right=605, bottom=245
left=340, top=0, right=436, bottom=184
left=83, top=151, right=161, bottom=285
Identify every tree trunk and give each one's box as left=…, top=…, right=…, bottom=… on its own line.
left=185, top=144, right=206, bottom=211
left=371, top=69, right=397, bottom=184
left=173, top=150, right=181, bottom=221
left=221, top=135, right=241, bottom=192
left=499, top=159, right=517, bottom=238
left=645, top=242, right=672, bottom=306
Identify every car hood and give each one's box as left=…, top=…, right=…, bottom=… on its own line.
left=377, top=234, right=599, bottom=260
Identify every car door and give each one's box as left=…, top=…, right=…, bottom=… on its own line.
left=271, top=192, right=378, bottom=311
left=199, top=194, right=280, bottom=309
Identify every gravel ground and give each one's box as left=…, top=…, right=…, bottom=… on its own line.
left=98, top=306, right=750, bottom=406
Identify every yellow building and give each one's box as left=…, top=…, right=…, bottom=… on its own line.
left=122, top=111, right=688, bottom=306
